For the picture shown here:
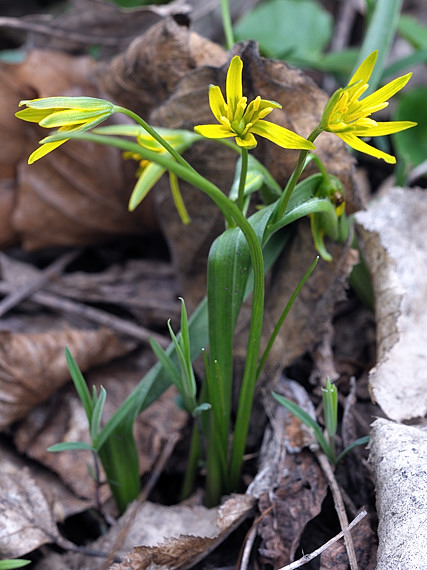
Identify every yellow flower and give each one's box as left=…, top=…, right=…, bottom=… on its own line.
left=194, top=55, right=315, bottom=151
left=320, top=51, right=417, bottom=163
left=16, top=97, right=115, bottom=164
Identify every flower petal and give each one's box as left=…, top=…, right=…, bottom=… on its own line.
left=251, top=121, right=315, bottom=150
left=15, top=107, right=54, bottom=123
left=352, top=120, right=417, bottom=137
left=39, top=109, right=107, bottom=127
left=348, top=51, right=377, bottom=88
left=357, top=73, right=412, bottom=114
left=209, top=85, right=228, bottom=122
left=226, top=56, right=243, bottom=117
left=19, top=96, right=113, bottom=110
left=28, top=139, right=68, bottom=164
left=338, top=132, right=396, bottom=163
left=194, top=124, right=235, bottom=139
left=235, top=132, right=257, bottom=148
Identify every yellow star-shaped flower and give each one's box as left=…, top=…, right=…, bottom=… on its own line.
left=16, top=97, right=115, bottom=164
left=320, top=51, right=417, bottom=163
left=194, top=55, right=315, bottom=151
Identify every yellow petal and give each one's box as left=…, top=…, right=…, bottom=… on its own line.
left=28, top=139, right=68, bottom=164
left=348, top=51, right=377, bottom=88
left=15, top=107, right=53, bottom=123
left=250, top=121, right=315, bottom=150
left=235, top=132, right=257, bottom=149
left=353, top=120, right=417, bottom=137
left=209, top=85, right=228, bottom=122
left=19, top=96, right=113, bottom=110
left=226, top=56, right=243, bottom=117
left=357, top=73, right=412, bottom=114
left=39, top=109, right=106, bottom=127
left=338, top=132, right=396, bottom=163
left=194, top=124, right=235, bottom=139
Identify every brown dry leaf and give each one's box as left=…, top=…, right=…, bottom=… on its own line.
left=14, top=357, right=187, bottom=502
left=251, top=378, right=328, bottom=567
left=0, top=466, right=73, bottom=558
left=19, top=0, right=192, bottom=56
left=355, top=187, right=427, bottom=421
left=0, top=48, right=157, bottom=250
left=319, top=511, right=377, bottom=569
left=0, top=327, right=132, bottom=429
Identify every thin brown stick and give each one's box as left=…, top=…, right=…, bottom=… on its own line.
left=315, top=449, right=359, bottom=569
left=0, top=281, right=169, bottom=348
left=278, top=508, right=367, bottom=570
left=0, top=249, right=80, bottom=318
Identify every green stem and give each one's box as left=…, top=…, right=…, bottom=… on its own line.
left=220, top=0, right=235, bottom=50
left=113, top=106, right=197, bottom=174
left=237, top=148, right=249, bottom=211
left=274, top=126, right=323, bottom=221
left=256, top=256, right=319, bottom=381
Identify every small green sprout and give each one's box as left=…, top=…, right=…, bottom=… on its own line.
left=273, top=378, right=369, bottom=464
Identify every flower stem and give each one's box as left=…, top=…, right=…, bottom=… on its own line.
left=237, top=148, right=249, bottom=211
left=274, top=126, right=323, bottom=221
left=113, top=106, right=197, bottom=173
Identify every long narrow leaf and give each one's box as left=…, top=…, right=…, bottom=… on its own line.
left=65, top=347, right=93, bottom=422
left=336, top=435, right=370, bottom=464
left=272, top=392, right=330, bottom=458
left=90, top=386, right=107, bottom=441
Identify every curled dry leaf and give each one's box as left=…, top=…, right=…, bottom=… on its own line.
left=0, top=327, right=132, bottom=429
left=369, top=419, right=427, bottom=570
left=355, top=187, right=427, bottom=421
left=0, top=466, right=73, bottom=558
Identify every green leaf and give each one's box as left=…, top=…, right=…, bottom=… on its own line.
left=322, top=378, right=338, bottom=438
left=393, top=87, right=427, bottom=167
left=235, top=0, right=332, bottom=61
left=0, top=561, right=31, bottom=569
left=272, top=392, right=331, bottom=458
left=90, top=386, right=107, bottom=440
left=48, top=441, right=96, bottom=452
left=65, top=347, right=94, bottom=422
left=336, top=435, right=370, bottom=464
left=351, top=0, right=403, bottom=93
left=398, top=15, right=427, bottom=49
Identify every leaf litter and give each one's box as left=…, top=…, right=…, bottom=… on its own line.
left=0, top=1, right=423, bottom=568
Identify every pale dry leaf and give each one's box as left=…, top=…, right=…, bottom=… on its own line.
left=38, top=495, right=254, bottom=569
left=0, top=466, right=70, bottom=558
left=369, top=418, right=427, bottom=570
left=0, top=442, right=91, bottom=524
left=355, top=187, right=427, bottom=421
left=0, top=327, right=132, bottom=429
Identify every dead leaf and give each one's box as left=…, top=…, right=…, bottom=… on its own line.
left=14, top=357, right=187, bottom=502
left=253, top=378, right=328, bottom=568
left=0, top=327, right=132, bottom=429
left=0, top=441, right=91, bottom=523
left=355, top=187, right=427, bottom=421
left=319, top=511, right=377, bottom=569
left=0, top=48, right=157, bottom=250
left=0, top=466, right=73, bottom=558
left=369, top=419, right=427, bottom=570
